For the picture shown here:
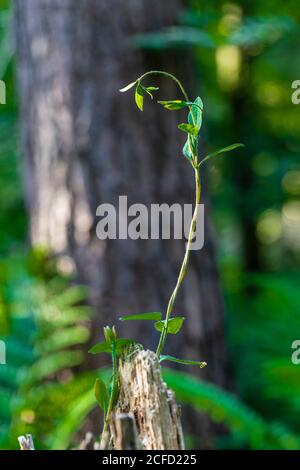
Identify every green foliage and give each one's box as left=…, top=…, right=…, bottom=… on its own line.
left=158, top=99, right=194, bottom=110
left=154, top=317, right=185, bottom=334
left=182, top=97, right=203, bottom=160
left=1, top=0, right=300, bottom=451
left=164, top=368, right=300, bottom=450
left=160, top=356, right=207, bottom=368
left=120, top=69, right=243, bottom=365
left=0, top=252, right=94, bottom=450
left=199, top=144, right=245, bottom=167
left=178, top=123, right=199, bottom=136
left=119, top=312, right=162, bottom=321
left=141, top=85, right=159, bottom=99
left=89, top=338, right=135, bottom=356
left=132, top=27, right=215, bottom=50
left=135, top=82, right=144, bottom=111
left=228, top=273, right=300, bottom=433
left=94, top=378, right=109, bottom=415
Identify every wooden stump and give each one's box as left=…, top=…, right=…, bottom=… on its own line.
left=113, top=349, right=185, bottom=450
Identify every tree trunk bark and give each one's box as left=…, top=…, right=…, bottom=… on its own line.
left=15, top=0, right=228, bottom=446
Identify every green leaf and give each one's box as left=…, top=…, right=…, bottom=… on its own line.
left=135, top=82, right=144, bottom=111
left=119, top=81, right=137, bottom=92
left=160, top=355, right=207, bottom=368
left=183, top=139, right=193, bottom=160
left=115, top=338, right=136, bottom=354
left=188, top=96, right=203, bottom=128
left=131, top=27, right=215, bottom=50
left=120, top=312, right=162, bottom=321
left=158, top=100, right=194, bottom=110
left=88, top=341, right=111, bottom=355
left=94, top=378, right=109, bottom=413
left=199, top=143, right=245, bottom=167
left=89, top=338, right=135, bottom=355
left=141, top=85, right=159, bottom=99
left=182, top=97, right=203, bottom=160
left=178, top=123, right=199, bottom=136
left=154, top=317, right=185, bottom=335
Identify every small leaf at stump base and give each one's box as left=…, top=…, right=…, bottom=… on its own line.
left=154, top=317, right=185, bottom=334
left=88, top=340, right=111, bottom=355
left=160, top=355, right=207, bottom=368
left=89, top=338, right=136, bottom=355
left=94, top=378, right=109, bottom=413
left=119, top=312, right=162, bottom=321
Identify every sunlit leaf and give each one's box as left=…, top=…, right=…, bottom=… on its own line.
left=131, top=27, right=215, bottom=50
left=160, top=355, right=207, bottom=368
left=88, top=341, right=111, bottom=355
left=94, top=378, right=109, bottom=413
left=178, top=123, right=199, bottom=136
left=135, top=82, right=144, bottom=111
left=120, top=312, right=162, bottom=321
left=154, top=317, right=185, bottom=334
left=188, top=96, right=203, bottom=128
left=182, top=97, right=203, bottom=160
left=158, top=100, right=193, bottom=110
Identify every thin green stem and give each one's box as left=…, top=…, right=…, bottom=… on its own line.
left=137, top=70, right=201, bottom=358
left=138, top=70, right=190, bottom=102
left=156, top=166, right=201, bottom=357
left=138, top=70, right=197, bottom=146
left=101, top=343, right=118, bottom=442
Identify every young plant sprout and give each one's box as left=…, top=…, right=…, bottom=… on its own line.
left=90, top=70, right=244, bottom=441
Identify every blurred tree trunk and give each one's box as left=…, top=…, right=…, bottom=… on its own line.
left=15, top=0, right=228, bottom=447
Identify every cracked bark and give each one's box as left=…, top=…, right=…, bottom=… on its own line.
left=114, top=350, right=185, bottom=450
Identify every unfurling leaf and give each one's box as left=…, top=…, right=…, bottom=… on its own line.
left=120, top=312, right=162, bottom=321
left=159, top=355, right=207, bottom=368
left=135, top=82, right=144, bottom=111
left=182, top=96, right=203, bottom=160
left=141, top=85, right=159, bottom=99
left=103, top=325, right=117, bottom=343
left=178, top=123, right=199, bottom=136
left=158, top=100, right=194, bottom=110
left=199, top=143, right=245, bottom=167
left=94, top=378, right=109, bottom=413
left=188, top=96, right=203, bottom=127
left=154, top=317, right=185, bottom=334
left=119, top=81, right=137, bottom=92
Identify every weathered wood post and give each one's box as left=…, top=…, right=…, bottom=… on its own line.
left=112, top=350, right=185, bottom=450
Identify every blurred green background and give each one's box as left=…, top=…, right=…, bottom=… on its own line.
left=1, top=0, right=300, bottom=449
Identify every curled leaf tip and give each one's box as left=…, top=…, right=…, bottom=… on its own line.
left=119, top=81, right=137, bottom=93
